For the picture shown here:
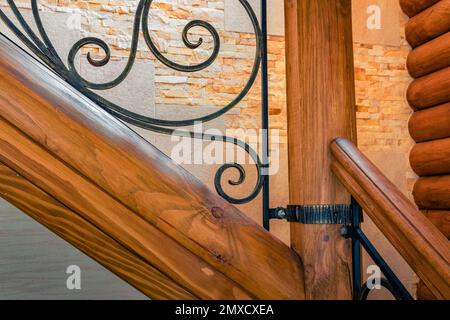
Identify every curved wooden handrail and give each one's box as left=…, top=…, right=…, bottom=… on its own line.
left=0, top=34, right=305, bottom=299
left=331, top=138, right=450, bottom=299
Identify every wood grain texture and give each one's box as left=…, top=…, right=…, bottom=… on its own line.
left=0, top=163, right=196, bottom=300
left=331, top=138, right=450, bottom=300
left=417, top=209, right=450, bottom=301
left=410, top=138, right=450, bottom=176
left=418, top=216, right=450, bottom=302
left=409, top=103, right=450, bottom=142
left=407, top=32, right=450, bottom=78
left=423, top=210, right=450, bottom=238
left=400, top=0, right=440, bottom=17
left=0, top=34, right=305, bottom=300
left=417, top=280, right=437, bottom=299
left=405, top=0, right=450, bottom=47
left=0, top=117, right=254, bottom=300
left=284, top=0, right=356, bottom=300
left=413, top=176, right=450, bottom=210
left=407, top=67, right=450, bottom=109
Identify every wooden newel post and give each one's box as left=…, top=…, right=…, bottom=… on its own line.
left=284, top=0, right=357, bottom=299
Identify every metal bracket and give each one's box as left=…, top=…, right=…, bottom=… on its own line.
left=269, top=198, right=412, bottom=300
left=269, top=204, right=353, bottom=225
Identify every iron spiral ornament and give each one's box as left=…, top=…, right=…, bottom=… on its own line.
left=0, top=0, right=264, bottom=204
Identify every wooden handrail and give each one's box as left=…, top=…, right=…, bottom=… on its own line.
left=331, top=138, right=450, bottom=299
left=0, top=34, right=305, bottom=299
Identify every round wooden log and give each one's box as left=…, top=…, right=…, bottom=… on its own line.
left=423, top=210, right=450, bottom=238
left=400, top=0, right=440, bottom=17
left=409, top=102, right=450, bottom=142
left=410, top=138, right=450, bottom=176
left=407, top=66, right=450, bottom=109
left=407, top=32, right=450, bottom=78
left=405, top=0, right=450, bottom=48
left=0, top=35, right=305, bottom=300
left=413, top=175, right=450, bottom=210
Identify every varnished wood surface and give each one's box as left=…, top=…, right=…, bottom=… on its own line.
left=417, top=280, right=438, bottom=299
left=423, top=210, right=450, bottom=238
left=0, top=163, right=196, bottom=300
left=0, top=35, right=305, bottom=299
left=407, top=32, right=450, bottom=78
left=417, top=209, right=450, bottom=301
left=407, top=67, right=450, bottom=109
left=409, top=103, right=450, bottom=142
left=284, top=0, right=356, bottom=300
left=331, top=138, right=450, bottom=299
left=400, top=0, right=441, bottom=17
left=0, top=117, right=253, bottom=300
left=405, top=0, right=450, bottom=48
left=410, top=138, right=450, bottom=176
left=413, top=176, right=450, bottom=210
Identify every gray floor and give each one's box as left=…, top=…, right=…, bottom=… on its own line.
left=0, top=198, right=147, bottom=300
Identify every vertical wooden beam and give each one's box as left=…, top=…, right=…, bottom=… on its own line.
left=284, top=0, right=357, bottom=299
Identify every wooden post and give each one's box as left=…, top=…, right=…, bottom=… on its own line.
left=284, top=0, right=357, bottom=299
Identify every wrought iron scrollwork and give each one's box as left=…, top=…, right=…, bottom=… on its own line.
left=0, top=0, right=264, bottom=204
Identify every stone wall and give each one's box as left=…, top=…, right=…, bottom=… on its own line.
left=0, top=0, right=417, bottom=299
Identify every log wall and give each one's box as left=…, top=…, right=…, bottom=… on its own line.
left=400, top=0, right=450, bottom=300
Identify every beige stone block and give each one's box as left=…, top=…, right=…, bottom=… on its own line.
left=352, top=0, right=401, bottom=46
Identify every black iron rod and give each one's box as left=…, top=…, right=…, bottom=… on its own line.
left=261, top=0, right=270, bottom=231
left=355, top=228, right=413, bottom=300
left=351, top=198, right=363, bottom=299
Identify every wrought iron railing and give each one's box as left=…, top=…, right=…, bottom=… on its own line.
left=346, top=198, right=413, bottom=300
left=0, top=0, right=268, bottom=208
left=0, top=0, right=414, bottom=300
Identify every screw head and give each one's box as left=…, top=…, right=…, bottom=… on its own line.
left=340, top=226, right=349, bottom=238
left=277, top=208, right=287, bottom=219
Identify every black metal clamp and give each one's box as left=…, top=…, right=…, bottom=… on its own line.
left=269, top=198, right=413, bottom=300
left=269, top=204, right=353, bottom=225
